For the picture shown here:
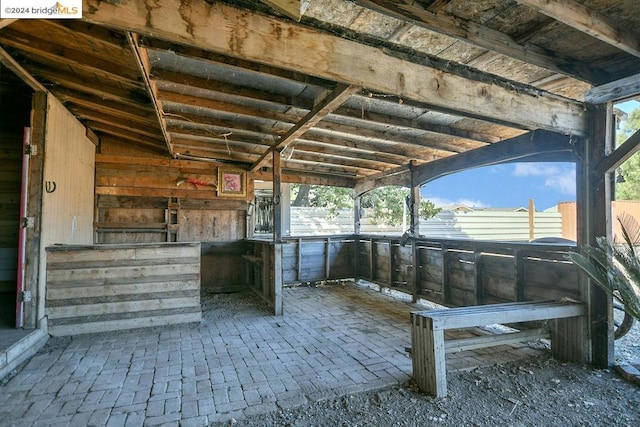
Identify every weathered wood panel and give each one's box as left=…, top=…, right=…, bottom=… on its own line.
left=95, top=143, right=250, bottom=244
left=373, top=240, right=391, bottom=286
left=480, top=254, right=517, bottom=302
left=201, top=241, right=248, bottom=293
left=521, top=257, right=581, bottom=301
left=37, top=95, right=96, bottom=325
left=328, top=240, right=355, bottom=279
left=45, top=242, right=201, bottom=336
left=417, top=246, right=444, bottom=302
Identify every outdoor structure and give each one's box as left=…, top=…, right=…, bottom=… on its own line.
left=1, top=0, right=640, bottom=387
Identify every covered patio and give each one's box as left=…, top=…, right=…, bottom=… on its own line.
left=1, top=0, right=640, bottom=414
left=0, top=281, right=546, bottom=425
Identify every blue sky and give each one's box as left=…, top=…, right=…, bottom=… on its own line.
left=421, top=99, right=640, bottom=211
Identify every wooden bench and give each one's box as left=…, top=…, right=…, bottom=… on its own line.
left=410, top=300, right=587, bottom=397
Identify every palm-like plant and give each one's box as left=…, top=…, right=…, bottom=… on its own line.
left=566, top=215, right=640, bottom=337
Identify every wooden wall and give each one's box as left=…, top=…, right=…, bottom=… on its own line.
left=45, top=242, right=201, bottom=336
left=95, top=138, right=253, bottom=291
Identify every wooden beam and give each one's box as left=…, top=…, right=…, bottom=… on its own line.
left=81, top=0, right=587, bottom=135
left=355, top=129, right=576, bottom=195
left=578, top=103, right=614, bottom=366
left=260, top=0, right=309, bottom=21
left=26, top=64, right=149, bottom=108
left=585, top=72, right=640, bottom=104
left=595, top=128, right=640, bottom=176
left=0, top=19, right=17, bottom=30
left=273, top=150, right=283, bottom=241
left=127, top=32, right=173, bottom=156
left=250, top=84, right=360, bottom=171
left=354, top=0, right=602, bottom=83
left=0, top=47, right=47, bottom=92
left=515, top=0, right=640, bottom=59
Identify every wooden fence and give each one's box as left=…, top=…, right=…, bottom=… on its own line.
left=253, top=235, right=581, bottom=310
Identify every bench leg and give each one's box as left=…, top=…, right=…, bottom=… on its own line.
left=551, top=316, right=588, bottom=363
left=411, top=314, right=447, bottom=397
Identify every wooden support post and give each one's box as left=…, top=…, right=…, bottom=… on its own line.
left=325, top=238, right=331, bottom=280
left=412, top=240, right=419, bottom=303
left=441, top=244, right=449, bottom=305
left=24, top=92, right=46, bottom=329
left=297, top=238, right=302, bottom=282
left=369, top=239, right=374, bottom=281
left=354, top=235, right=360, bottom=281
left=409, top=161, right=420, bottom=236
left=273, top=243, right=283, bottom=315
left=388, top=239, right=393, bottom=289
left=273, top=150, right=282, bottom=242
left=578, top=103, right=614, bottom=366
left=514, top=249, right=524, bottom=302
left=354, top=195, right=362, bottom=235
left=411, top=313, right=447, bottom=397
left=474, top=249, right=483, bottom=304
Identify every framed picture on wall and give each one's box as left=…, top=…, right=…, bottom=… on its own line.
left=218, top=168, right=247, bottom=198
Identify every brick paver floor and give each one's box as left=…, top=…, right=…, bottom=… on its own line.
left=0, top=281, right=545, bottom=426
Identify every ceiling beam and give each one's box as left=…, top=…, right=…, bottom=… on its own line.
left=354, top=0, right=601, bottom=84
left=249, top=84, right=360, bottom=171
left=585, top=72, right=640, bottom=104
left=81, top=0, right=586, bottom=135
left=515, top=0, right=640, bottom=59
left=355, top=129, right=577, bottom=195
left=127, top=32, right=173, bottom=156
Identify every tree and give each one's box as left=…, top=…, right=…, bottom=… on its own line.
left=616, top=108, right=640, bottom=200
left=291, top=184, right=441, bottom=226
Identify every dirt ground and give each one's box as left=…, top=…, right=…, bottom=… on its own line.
left=212, top=296, right=640, bottom=427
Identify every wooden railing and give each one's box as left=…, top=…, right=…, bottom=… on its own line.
left=245, top=234, right=581, bottom=313
left=356, top=236, right=581, bottom=307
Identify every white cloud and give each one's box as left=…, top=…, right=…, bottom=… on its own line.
left=513, top=163, right=560, bottom=177
left=425, top=196, right=487, bottom=208
left=513, top=163, right=576, bottom=196
left=545, top=172, right=576, bottom=195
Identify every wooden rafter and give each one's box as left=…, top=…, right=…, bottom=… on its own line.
left=81, top=0, right=587, bottom=135
left=353, top=0, right=602, bottom=83
left=355, top=130, right=576, bottom=195
left=515, top=0, right=640, bottom=59
left=0, top=28, right=141, bottom=83
left=0, top=47, right=47, bottom=92
left=249, top=84, right=360, bottom=171
left=585, top=72, right=640, bottom=104
left=126, top=32, right=172, bottom=156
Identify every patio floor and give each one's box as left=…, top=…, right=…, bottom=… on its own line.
left=0, top=281, right=546, bottom=426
